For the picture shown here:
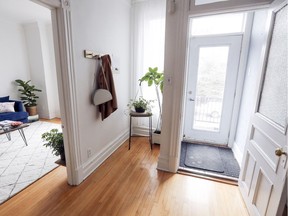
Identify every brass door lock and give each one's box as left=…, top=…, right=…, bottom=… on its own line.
left=275, top=148, right=287, bottom=157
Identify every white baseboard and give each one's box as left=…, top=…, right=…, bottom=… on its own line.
left=81, top=130, right=129, bottom=180
left=232, top=141, right=243, bottom=167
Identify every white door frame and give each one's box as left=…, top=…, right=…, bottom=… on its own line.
left=184, top=34, right=243, bottom=145
left=158, top=0, right=278, bottom=173
left=33, top=0, right=83, bottom=185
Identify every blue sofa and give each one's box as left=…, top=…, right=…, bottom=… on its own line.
left=0, top=96, right=29, bottom=123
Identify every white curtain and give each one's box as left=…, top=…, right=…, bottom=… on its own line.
left=131, top=0, right=166, bottom=131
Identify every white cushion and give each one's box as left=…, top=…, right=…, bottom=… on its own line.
left=0, top=102, right=15, bottom=113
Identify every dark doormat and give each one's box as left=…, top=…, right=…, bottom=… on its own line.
left=184, top=144, right=224, bottom=173
left=180, top=142, right=240, bottom=178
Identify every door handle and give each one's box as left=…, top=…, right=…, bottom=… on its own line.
left=189, top=98, right=195, bottom=101
left=275, top=148, right=287, bottom=157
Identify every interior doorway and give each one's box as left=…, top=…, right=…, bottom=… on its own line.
left=180, top=12, right=250, bottom=180
left=0, top=0, right=69, bottom=203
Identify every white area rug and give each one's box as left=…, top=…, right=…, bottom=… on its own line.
left=0, top=121, right=62, bottom=204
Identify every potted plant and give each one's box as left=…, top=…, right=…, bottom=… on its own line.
left=139, top=67, right=164, bottom=133
left=127, top=96, right=153, bottom=113
left=15, top=79, right=42, bottom=116
left=42, top=129, right=65, bottom=161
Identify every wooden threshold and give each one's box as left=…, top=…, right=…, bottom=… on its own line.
left=177, top=168, right=238, bottom=186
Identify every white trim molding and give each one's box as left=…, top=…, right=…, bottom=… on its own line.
left=34, top=0, right=83, bottom=185
left=232, top=141, right=243, bottom=165
left=158, top=0, right=283, bottom=173
left=158, top=0, right=189, bottom=173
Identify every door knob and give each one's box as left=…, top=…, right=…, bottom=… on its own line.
left=275, top=148, right=287, bottom=157
left=189, top=98, right=195, bottom=101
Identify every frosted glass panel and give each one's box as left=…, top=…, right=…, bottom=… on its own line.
left=258, top=5, right=287, bottom=128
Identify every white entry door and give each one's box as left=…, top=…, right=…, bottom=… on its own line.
left=239, top=3, right=287, bottom=216
left=184, top=35, right=242, bottom=145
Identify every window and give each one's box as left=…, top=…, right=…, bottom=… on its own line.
left=190, top=13, right=246, bottom=36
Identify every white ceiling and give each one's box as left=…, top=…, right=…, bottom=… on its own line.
left=0, top=0, right=51, bottom=24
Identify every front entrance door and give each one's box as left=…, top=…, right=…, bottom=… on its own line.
left=184, top=35, right=242, bottom=145
left=239, top=3, right=287, bottom=215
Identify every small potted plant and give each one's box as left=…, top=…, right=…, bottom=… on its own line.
left=15, top=79, right=42, bottom=116
left=128, top=96, right=153, bottom=113
left=42, top=129, right=65, bottom=161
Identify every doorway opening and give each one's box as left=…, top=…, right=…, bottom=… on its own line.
left=179, top=12, right=250, bottom=181
left=0, top=0, right=65, bottom=204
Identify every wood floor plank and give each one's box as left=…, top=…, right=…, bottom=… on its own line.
left=0, top=137, right=248, bottom=216
left=39, top=118, right=62, bottom=124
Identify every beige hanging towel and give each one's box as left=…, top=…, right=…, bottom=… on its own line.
left=97, top=55, right=118, bottom=120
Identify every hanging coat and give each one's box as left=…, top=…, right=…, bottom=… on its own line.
left=97, top=55, right=118, bottom=120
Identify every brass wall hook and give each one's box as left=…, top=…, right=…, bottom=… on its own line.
left=84, top=50, right=101, bottom=59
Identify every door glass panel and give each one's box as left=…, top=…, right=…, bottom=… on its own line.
left=258, top=5, right=287, bottom=127
left=193, top=46, right=229, bottom=132
left=190, top=13, right=246, bottom=36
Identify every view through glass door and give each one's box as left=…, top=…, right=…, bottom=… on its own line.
left=184, top=35, right=242, bottom=145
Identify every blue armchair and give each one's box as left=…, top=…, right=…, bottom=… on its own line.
left=0, top=96, right=29, bottom=123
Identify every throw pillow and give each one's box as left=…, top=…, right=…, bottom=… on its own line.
left=0, top=96, right=9, bottom=102
left=0, top=102, right=15, bottom=113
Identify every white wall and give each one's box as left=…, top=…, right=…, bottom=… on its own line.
left=24, top=22, right=60, bottom=119
left=70, top=0, right=131, bottom=178
left=0, top=11, right=60, bottom=119
left=39, top=23, right=60, bottom=118
left=0, top=20, right=30, bottom=99
left=233, top=9, right=270, bottom=165
left=24, top=22, right=50, bottom=118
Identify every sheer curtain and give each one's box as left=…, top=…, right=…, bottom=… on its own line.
left=131, top=0, right=166, bottom=131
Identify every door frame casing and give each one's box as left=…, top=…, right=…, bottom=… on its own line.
left=158, top=0, right=277, bottom=173
left=33, top=0, right=83, bottom=185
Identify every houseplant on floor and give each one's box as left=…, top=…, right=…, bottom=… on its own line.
left=42, top=128, right=65, bottom=162
left=139, top=67, right=164, bottom=135
left=15, top=79, right=42, bottom=116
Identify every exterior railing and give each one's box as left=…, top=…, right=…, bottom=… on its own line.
left=194, top=96, right=222, bottom=124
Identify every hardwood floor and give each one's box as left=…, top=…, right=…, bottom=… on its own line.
left=0, top=137, right=248, bottom=216
left=39, top=118, right=61, bottom=124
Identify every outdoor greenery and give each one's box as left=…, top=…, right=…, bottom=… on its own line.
left=15, top=79, right=42, bottom=107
